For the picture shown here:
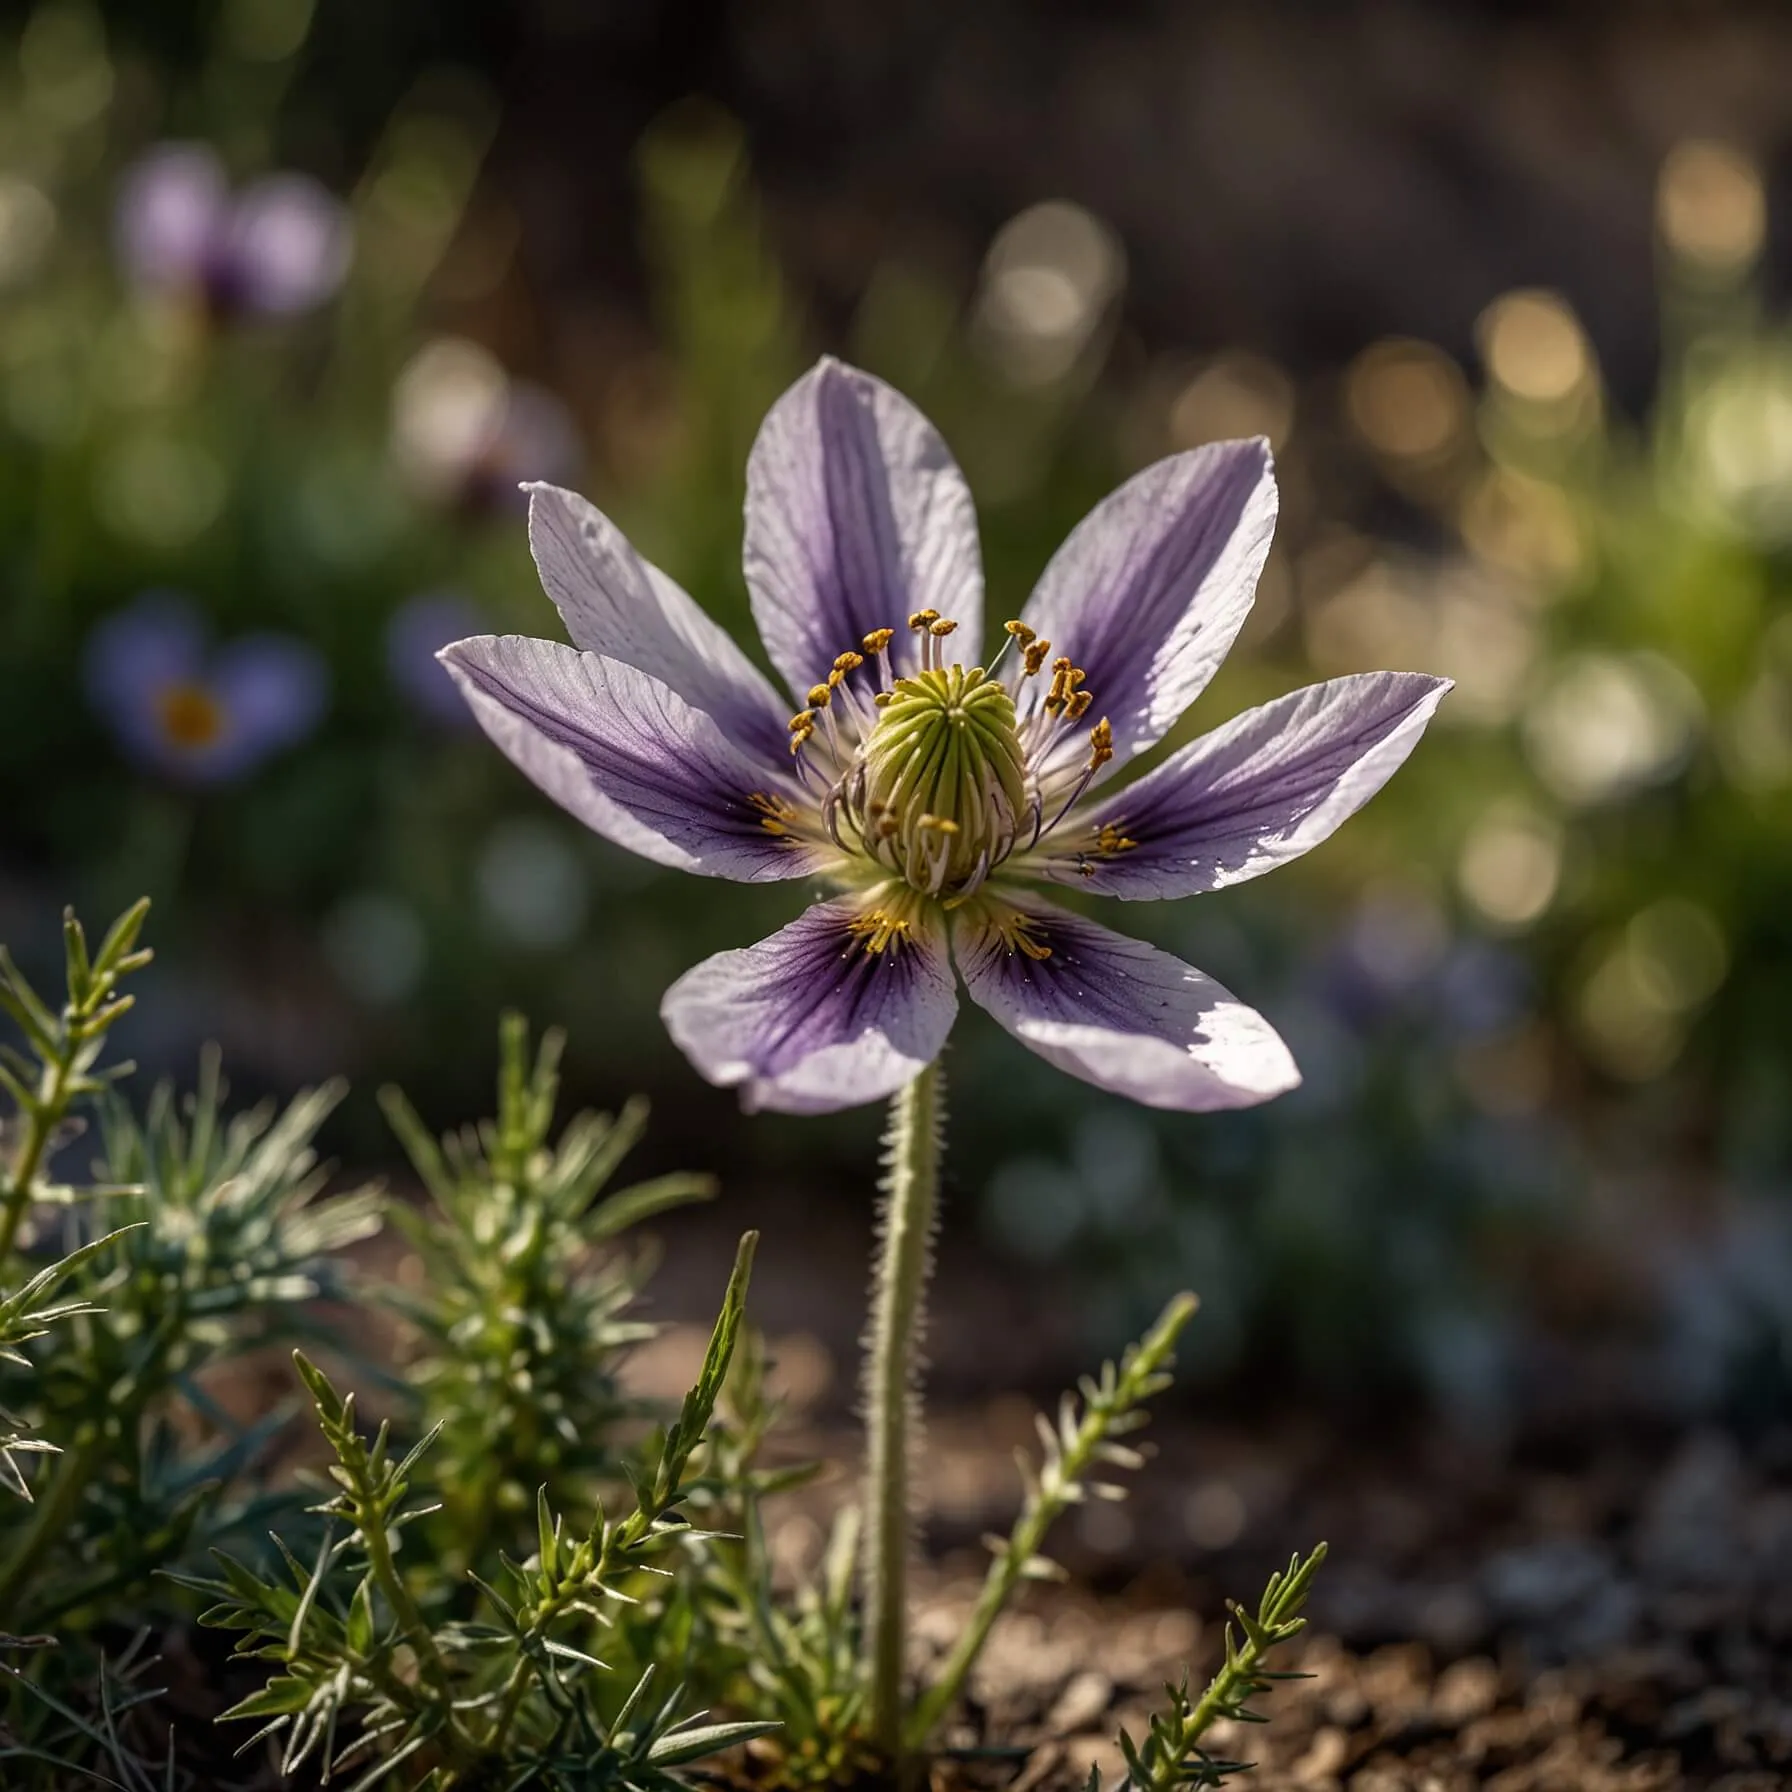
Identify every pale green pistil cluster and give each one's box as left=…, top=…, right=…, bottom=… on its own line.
left=853, top=666, right=1028, bottom=893
left=784, top=611, right=1114, bottom=916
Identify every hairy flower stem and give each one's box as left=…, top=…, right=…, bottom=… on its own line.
left=862, top=1059, right=944, bottom=1767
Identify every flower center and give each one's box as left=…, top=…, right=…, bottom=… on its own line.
left=778, top=612, right=1118, bottom=905
left=155, top=680, right=226, bottom=749
left=853, top=665, right=1028, bottom=895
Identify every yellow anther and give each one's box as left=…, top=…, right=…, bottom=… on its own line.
left=1088, top=716, right=1114, bottom=771
left=833, top=651, right=865, bottom=673
left=862, top=628, right=896, bottom=654
left=995, top=909, right=1054, bottom=961
left=788, top=709, right=815, bottom=732
left=1094, top=822, right=1137, bottom=857
left=1022, top=639, right=1052, bottom=677
left=748, top=790, right=800, bottom=838
left=1053, top=655, right=1073, bottom=675
left=1065, top=689, right=1094, bottom=722
left=827, top=668, right=848, bottom=690
left=846, top=907, right=913, bottom=956
left=929, top=619, right=957, bottom=638
left=807, top=683, right=833, bottom=708
left=1004, top=619, right=1036, bottom=643
left=907, top=608, right=941, bottom=631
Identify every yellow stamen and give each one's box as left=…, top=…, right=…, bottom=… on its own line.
left=788, top=709, right=815, bottom=732
left=748, top=790, right=802, bottom=838
left=833, top=651, right=865, bottom=673
left=862, top=628, right=896, bottom=654
left=928, top=618, right=957, bottom=638
left=843, top=885, right=929, bottom=956
left=1003, top=619, right=1036, bottom=644
left=1065, top=689, right=1093, bottom=722
left=808, top=683, right=833, bottom=708
left=1088, top=716, right=1114, bottom=771
left=1022, top=639, right=1052, bottom=677
left=907, top=608, right=941, bottom=631
left=846, top=908, right=912, bottom=955
left=996, top=909, right=1054, bottom=961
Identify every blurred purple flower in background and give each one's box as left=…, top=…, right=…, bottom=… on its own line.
left=85, top=592, right=328, bottom=783
left=391, top=338, right=581, bottom=514
left=115, top=143, right=351, bottom=320
left=386, top=591, right=485, bottom=726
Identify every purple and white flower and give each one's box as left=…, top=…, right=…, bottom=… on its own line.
left=115, top=143, right=351, bottom=320
left=85, top=592, right=328, bottom=783
left=442, top=358, right=1450, bottom=1115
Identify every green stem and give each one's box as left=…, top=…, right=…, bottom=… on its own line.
left=861, top=1060, right=944, bottom=1764
left=0, top=1431, right=103, bottom=1620
left=361, top=1503, right=454, bottom=1696
left=0, top=1061, right=71, bottom=1269
left=906, top=1293, right=1196, bottom=1751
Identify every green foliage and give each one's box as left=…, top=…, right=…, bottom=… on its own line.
left=906, top=1293, right=1201, bottom=1753
left=379, top=1012, right=715, bottom=1575
left=1105, top=1547, right=1327, bottom=1791
left=0, top=897, right=1329, bottom=1789
left=667, top=1329, right=866, bottom=1788
left=0, top=1056, right=380, bottom=1636
left=0, top=900, right=152, bottom=1262
left=186, top=1233, right=769, bottom=1791
left=0, top=1636, right=178, bottom=1790
left=665, top=1290, right=1242, bottom=1788
left=0, top=903, right=380, bottom=1784
left=0, top=1229, right=124, bottom=1500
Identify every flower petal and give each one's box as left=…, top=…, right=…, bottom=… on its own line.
left=1016, top=439, right=1277, bottom=773
left=441, top=635, right=820, bottom=882
left=662, top=896, right=957, bottom=1114
left=1028, top=672, right=1452, bottom=899
left=527, top=483, right=791, bottom=763
left=954, top=898, right=1299, bottom=1112
left=744, top=357, right=983, bottom=699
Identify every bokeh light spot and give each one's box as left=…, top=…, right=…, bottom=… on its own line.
left=1658, top=139, right=1764, bottom=272
left=1478, top=289, right=1593, bottom=407
left=475, top=818, right=589, bottom=949
left=1346, top=338, right=1468, bottom=462
left=1457, top=803, right=1562, bottom=931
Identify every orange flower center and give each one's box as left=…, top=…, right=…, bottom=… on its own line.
left=155, top=680, right=227, bottom=749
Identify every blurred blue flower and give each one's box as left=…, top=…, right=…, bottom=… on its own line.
left=386, top=591, right=485, bottom=725
left=85, top=592, right=328, bottom=783
left=115, top=143, right=351, bottom=320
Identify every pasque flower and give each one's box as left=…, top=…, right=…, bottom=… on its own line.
left=442, top=358, right=1449, bottom=1115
